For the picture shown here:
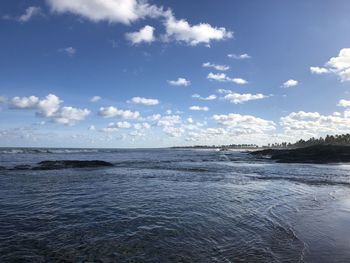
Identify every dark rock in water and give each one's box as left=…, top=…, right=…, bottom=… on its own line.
left=251, top=145, right=350, bottom=164
left=12, top=165, right=32, bottom=170
left=34, top=160, right=114, bottom=170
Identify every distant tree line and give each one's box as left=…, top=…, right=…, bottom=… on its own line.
left=265, top=134, right=350, bottom=148
left=173, top=144, right=258, bottom=149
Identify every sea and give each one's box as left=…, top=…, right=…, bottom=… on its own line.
left=0, top=148, right=350, bottom=262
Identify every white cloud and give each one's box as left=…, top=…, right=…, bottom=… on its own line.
left=337, top=99, right=350, bottom=108
left=53, top=107, right=90, bottom=125
left=163, top=13, right=233, bottom=46
left=311, top=48, right=350, bottom=81
left=37, top=94, right=62, bottom=117
left=8, top=94, right=91, bottom=125
left=223, top=92, right=268, bottom=104
left=129, top=96, right=159, bottom=105
left=107, top=121, right=133, bottom=129
left=213, top=113, right=276, bottom=134
left=146, top=113, right=161, bottom=122
left=98, top=106, right=140, bottom=119
left=47, top=0, right=232, bottom=47
left=10, top=94, right=62, bottom=117
left=168, top=77, right=190, bottom=86
left=89, top=125, right=96, bottom=131
left=282, top=79, right=298, bottom=88
left=125, top=25, right=155, bottom=44
left=326, top=48, right=350, bottom=81
left=189, top=106, right=209, bottom=111
left=227, top=53, right=251, bottom=59
left=280, top=110, right=350, bottom=137
left=60, top=47, right=76, bottom=56
left=134, top=122, right=151, bottom=130
left=204, top=128, right=227, bottom=136
left=163, top=126, right=184, bottom=137
left=192, top=94, right=217, bottom=101
left=47, top=0, right=164, bottom=25
left=10, top=96, right=39, bottom=108
left=90, top=96, right=101, bottom=102
left=216, top=89, right=232, bottom=94
left=310, top=66, right=330, bottom=74
left=202, top=62, right=229, bottom=71
left=207, top=72, right=248, bottom=84
left=157, top=115, right=181, bottom=126
left=18, top=6, right=42, bottom=22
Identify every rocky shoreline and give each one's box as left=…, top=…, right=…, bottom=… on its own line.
left=250, top=145, right=350, bottom=164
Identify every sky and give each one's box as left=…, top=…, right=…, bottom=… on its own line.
left=0, top=0, right=350, bottom=148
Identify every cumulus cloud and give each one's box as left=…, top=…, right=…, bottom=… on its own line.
left=280, top=110, right=350, bottom=136
left=8, top=94, right=90, bottom=125
left=202, top=62, right=229, bottom=71
left=37, top=94, right=62, bottom=117
left=129, top=96, right=159, bottom=105
left=98, top=106, right=140, bottom=119
left=168, top=77, right=190, bottom=86
left=163, top=13, right=233, bottom=46
left=47, top=0, right=232, bottom=47
left=213, top=113, right=276, bottom=134
left=311, top=48, right=350, bottom=81
left=310, top=66, right=330, bottom=74
left=59, top=47, right=76, bottom=56
left=163, top=126, right=184, bottom=137
left=281, top=79, right=298, bottom=88
left=90, top=96, right=101, bottom=102
left=125, top=25, right=155, bottom=44
left=189, top=106, right=209, bottom=111
left=216, top=89, right=232, bottom=94
left=192, top=94, right=217, bottom=101
left=10, top=96, right=39, bottom=109
left=10, top=94, right=62, bottom=117
left=221, top=91, right=268, bottom=104
left=326, top=48, right=350, bottom=81
left=227, top=53, right=251, bottom=59
left=207, top=72, right=248, bottom=84
left=18, top=6, right=42, bottom=22
left=157, top=115, right=181, bottom=126
left=107, top=121, right=133, bottom=129
left=47, top=0, right=164, bottom=24
left=134, top=122, right=151, bottom=130
left=53, top=107, right=90, bottom=125
left=337, top=99, right=350, bottom=108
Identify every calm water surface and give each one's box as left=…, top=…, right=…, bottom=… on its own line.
left=0, top=148, right=350, bottom=262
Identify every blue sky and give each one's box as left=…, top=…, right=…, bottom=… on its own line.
left=0, top=0, right=350, bottom=148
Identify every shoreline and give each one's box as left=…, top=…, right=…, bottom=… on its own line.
left=251, top=145, right=350, bottom=164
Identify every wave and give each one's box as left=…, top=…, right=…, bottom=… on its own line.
left=3, top=160, right=114, bottom=171
left=251, top=175, right=350, bottom=187
left=0, top=148, right=103, bottom=154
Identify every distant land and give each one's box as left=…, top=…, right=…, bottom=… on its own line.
left=172, top=144, right=259, bottom=150
left=175, top=134, right=350, bottom=164
left=251, top=145, right=350, bottom=164
left=174, top=134, right=350, bottom=150
left=252, top=134, right=350, bottom=164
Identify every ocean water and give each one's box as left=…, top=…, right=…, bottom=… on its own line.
left=0, top=148, right=350, bottom=262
